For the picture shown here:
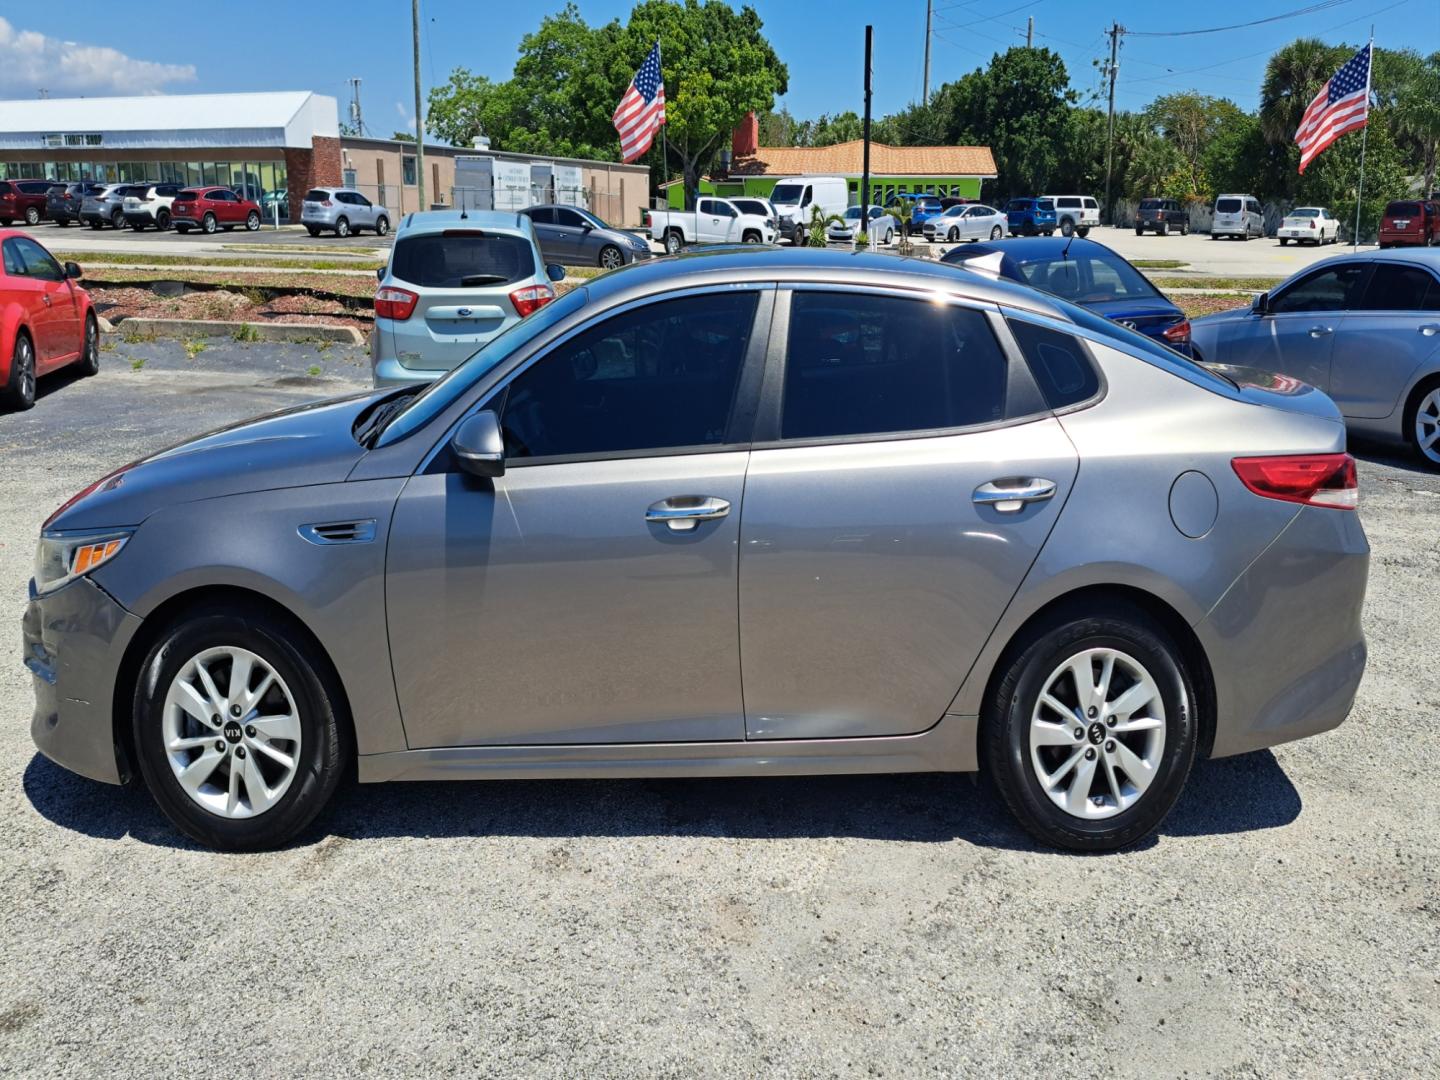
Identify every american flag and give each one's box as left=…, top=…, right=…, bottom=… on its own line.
left=1295, top=43, right=1372, bottom=174
left=613, top=42, right=667, bottom=164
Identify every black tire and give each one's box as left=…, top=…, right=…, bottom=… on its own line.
left=202, top=213, right=217, bottom=234
left=792, top=225, right=806, bottom=247
left=664, top=228, right=684, bottom=255
left=25, top=206, right=41, bottom=226
left=245, top=211, right=260, bottom=231
left=990, top=225, right=1002, bottom=240
left=1402, top=376, right=1440, bottom=470
left=110, top=209, right=124, bottom=229
left=131, top=607, right=348, bottom=852
left=1060, top=219, right=1075, bottom=238
left=130, top=219, right=146, bottom=231
left=176, top=225, right=190, bottom=234
left=947, top=226, right=959, bottom=242
left=740, top=231, right=761, bottom=245
left=1280, top=237, right=1289, bottom=246
left=1, top=330, right=37, bottom=411
left=89, top=220, right=102, bottom=230
left=885, top=229, right=894, bottom=245
left=306, top=225, right=321, bottom=237
left=1135, top=227, right=1144, bottom=236
left=1180, top=222, right=1189, bottom=236
left=335, top=216, right=350, bottom=238
left=0, top=218, right=10, bottom=226
left=982, top=603, right=1198, bottom=852
left=375, top=216, right=389, bottom=237
left=1158, top=221, right=1169, bottom=236
left=1077, top=226, right=1090, bottom=237
left=77, top=313, right=100, bottom=377
left=157, top=209, right=170, bottom=231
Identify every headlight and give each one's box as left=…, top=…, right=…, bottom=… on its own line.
left=34, top=531, right=132, bottom=595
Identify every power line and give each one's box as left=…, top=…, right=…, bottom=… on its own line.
left=1127, top=0, right=1359, bottom=37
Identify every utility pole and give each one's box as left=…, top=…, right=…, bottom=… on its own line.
left=923, top=1, right=932, bottom=104
left=862, top=26, right=873, bottom=238
left=1103, top=23, right=1122, bottom=227
left=348, top=77, right=365, bottom=137
left=1027, top=16, right=1034, bottom=47
left=412, top=0, right=426, bottom=211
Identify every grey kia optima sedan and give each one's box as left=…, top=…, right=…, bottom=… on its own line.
left=24, top=249, right=1369, bottom=853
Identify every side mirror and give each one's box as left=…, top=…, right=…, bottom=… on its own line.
left=546, top=263, right=565, bottom=283
left=375, top=266, right=386, bottom=282
left=580, top=222, right=593, bottom=232
left=64, top=261, right=82, bottom=280
left=1252, top=292, right=1269, bottom=315
left=451, top=410, right=505, bottom=478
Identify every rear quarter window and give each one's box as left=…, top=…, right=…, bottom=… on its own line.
left=1006, top=320, right=1100, bottom=410
left=391, top=231, right=535, bottom=288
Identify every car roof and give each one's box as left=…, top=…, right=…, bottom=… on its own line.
left=580, top=246, right=1071, bottom=320
left=397, top=209, right=531, bottom=236
left=1274, top=247, right=1440, bottom=276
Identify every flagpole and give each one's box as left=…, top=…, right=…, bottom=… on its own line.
left=1353, top=32, right=1373, bottom=251
left=659, top=41, right=670, bottom=210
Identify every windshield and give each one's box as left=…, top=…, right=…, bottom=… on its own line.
left=844, top=207, right=863, bottom=220
left=376, top=286, right=591, bottom=447
left=771, top=183, right=803, bottom=205
left=1014, top=250, right=1159, bottom=303
left=1216, top=198, right=1242, bottom=213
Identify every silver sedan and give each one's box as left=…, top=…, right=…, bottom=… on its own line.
left=925, top=203, right=1007, bottom=243
left=26, top=248, right=1368, bottom=853
left=1191, top=249, right=1440, bottom=467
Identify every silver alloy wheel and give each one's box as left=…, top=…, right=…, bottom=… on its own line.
left=1415, top=387, right=1440, bottom=464
left=600, top=246, right=623, bottom=268
left=1028, top=647, right=1166, bottom=819
left=16, top=336, right=35, bottom=402
left=162, top=646, right=302, bottom=819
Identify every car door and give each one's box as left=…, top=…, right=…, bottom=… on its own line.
left=553, top=207, right=591, bottom=262
left=1215, top=262, right=1370, bottom=391
left=523, top=207, right=563, bottom=263
left=2, top=238, right=54, bottom=361
left=349, top=191, right=375, bottom=229
left=385, top=286, right=772, bottom=747
left=737, top=288, right=1079, bottom=740
left=10, top=238, right=77, bottom=367
left=1328, top=262, right=1440, bottom=418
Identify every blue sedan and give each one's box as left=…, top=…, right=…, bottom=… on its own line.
left=940, top=236, right=1195, bottom=357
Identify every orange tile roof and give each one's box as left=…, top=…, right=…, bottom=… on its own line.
left=731, top=141, right=997, bottom=178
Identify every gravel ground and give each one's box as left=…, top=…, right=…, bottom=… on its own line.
left=0, top=340, right=1437, bottom=1077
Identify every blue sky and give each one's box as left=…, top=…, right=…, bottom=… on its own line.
left=2, top=1, right=1435, bottom=132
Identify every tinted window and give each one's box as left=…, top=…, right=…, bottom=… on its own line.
left=1216, top=198, right=1241, bottom=213
left=18, top=181, right=52, bottom=194
left=525, top=207, right=555, bottom=225
left=1007, top=200, right=1033, bottom=211
left=1014, top=251, right=1157, bottom=302
left=305, top=189, right=330, bottom=202
left=14, top=238, right=63, bottom=282
left=1139, top=199, right=1163, bottom=210
left=501, top=291, right=757, bottom=459
left=1007, top=320, right=1099, bottom=409
left=554, top=208, right=586, bottom=228
left=1361, top=265, right=1437, bottom=311
left=1, top=240, right=24, bottom=276
left=1386, top=202, right=1422, bottom=217
left=1271, top=264, right=1370, bottom=314
left=174, top=190, right=198, bottom=202
left=771, top=183, right=804, bottom=204
left=391, top=231, right=534, bottom=288
left=0, top=182, right=12, bottom=195
left=782, top=293, right=1010, bottom=439
left=1037, top=200, right=1055, bottom=212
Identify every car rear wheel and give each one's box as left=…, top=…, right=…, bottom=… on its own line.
left=176, top=225, right=190, bottom=234
left=990, top=225, right=1002, bottom=240
left=77, top=313, right=100, bottom=377
left=1405, top=380, right=1440, bottom=468
left=600, top=243, right=625, bottom=267
left=1, top=331, right=36, bottom=411
left=110, top=209, right=124, bottom=229
left=375, top=216, right=389, bottom=237
left=157, top=210, right=170, bottom=231
left=1280, top=237, right=1289, bottom=246
left=1060, top=219, right=1074, bottom=238
left=89, top=220, right=102, bottom=230
left=1078, top=226, right=1090, bottom=237
left=24, top=206, right=40, bottom=225
left=246, top=211, right=260, bottom=231
left=982, top=604, right=1197, bottom=851
left=56, top=218, right=69, bottom=227
left=664, top=229, right=684, bottom=255
left=132, top=608, right=348, bottom=852
left=1135, top=227, right=1144, bottom=236
left=1179, top=222, right=1189, bottom=236
left=306, top=226, right=321, bottom=237
left=335, top=217, right=350, bottom=238
left=130, top=219, right=146, bottom=231
left=202, top=213, right=217, bottom=234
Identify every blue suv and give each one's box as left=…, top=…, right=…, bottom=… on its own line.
left=888, top=193, right=944, bottom=237
left=1005, top=197, right=1057, bottom=237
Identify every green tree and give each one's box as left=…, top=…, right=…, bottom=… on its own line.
left=803, top=111, right=864, bottom=147
left=1144, top=93, right=1249, bottom=199
left=1387, top=50, right=1440, bottom=196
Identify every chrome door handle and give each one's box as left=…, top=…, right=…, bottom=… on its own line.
left=973, top=478, right=1057, bottom=513
left=645, top=495, right=731, bottom=532
left=42, top=294, right=51, bottom=306
left=1309, top=325, right=1333, bottom=337
left=1420, top=324, right=1440, bottom=336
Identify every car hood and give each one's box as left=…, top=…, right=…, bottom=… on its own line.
left=49, top=388, right=387, bottom=531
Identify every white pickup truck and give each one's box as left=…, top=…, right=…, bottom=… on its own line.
left=648, top=196, right=776, bottom=254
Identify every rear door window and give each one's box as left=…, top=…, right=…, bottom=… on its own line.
left=1360, top=265, right=1438, bottom=311
left=391, top=231, right=535, bottom=288
left=525, top=207, right=555, bottom=225
left=780, top=292, right=1011, bottom=440
left=1271, top=264, right=1371, bottom=314
left=500, top=291, right=758, bottom=459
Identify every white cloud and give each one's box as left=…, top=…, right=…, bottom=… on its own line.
left=394, top=101, right=416, bottom=132
left=0, top=17, right=196, bottom=97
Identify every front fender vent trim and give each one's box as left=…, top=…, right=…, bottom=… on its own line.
left=298, top=519, right=377, bottom=545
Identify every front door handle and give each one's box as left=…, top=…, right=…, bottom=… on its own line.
left=42, top=294, right=52, bottom=306
left=1309, top=325, right=1333, bottom=337
left=645, top=495, right=731, bottom=532
left=973, top=478, right=1057, bottom=513
left=1420, top=323, right=1440, bottom=336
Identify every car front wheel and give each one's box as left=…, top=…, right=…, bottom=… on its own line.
left=983, top=604, right=1197, bottom=851
left=375, top=216, right=389, bottom=237
left=132, top=607, right=348, bottom=851
left=25, top=207, right=41, bottom=225
left=246, top=211, right=260, bottom=231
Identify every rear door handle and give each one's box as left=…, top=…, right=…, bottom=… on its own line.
left=1420, top=323, right=1440, bottom=336
left=973, top=478, right=1057, bottom=513
left=1309, top=325, right=1333, bottom=337
left=645, top=495, right=730, bottom=532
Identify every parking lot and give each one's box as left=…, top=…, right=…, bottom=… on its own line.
left=1, top=340, right=1436, bottom=1075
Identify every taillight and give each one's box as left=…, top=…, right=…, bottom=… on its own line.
left=1161, top=319, right=1191, bottom=345
left=1308, top=219, right=1315, bottom=229
left=374, top=285, right=419, bottom=320
left=509, top=284, right=555, bottom=317
left=1232, top=453, right=1357, bottom=510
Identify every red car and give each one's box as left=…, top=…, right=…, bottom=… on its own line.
left=0, top=180, right=54, bottom=227
left=170, top=187, right=262, bottom=235
left=1, top=230, right=99, bottom=411
left=1378, top=199, right=1439, bottom=248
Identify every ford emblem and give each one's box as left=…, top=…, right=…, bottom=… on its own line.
left=457, top=307, right=473, bottom=317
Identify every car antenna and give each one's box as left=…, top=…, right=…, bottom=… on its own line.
left=1061, top=230, right=1075, bottom=260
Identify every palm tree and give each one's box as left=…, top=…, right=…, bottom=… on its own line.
left=1260, top=38, right=1353, bottom=147
left=806, top=203, right=845, bottom=247
left=1391, top=51, right=1440, bottom=197
left=886, top=199, right=916, bottom=253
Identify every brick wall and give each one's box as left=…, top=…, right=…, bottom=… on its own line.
left=285, top=135, right=342, bottom=222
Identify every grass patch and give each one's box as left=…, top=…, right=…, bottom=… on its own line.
left=314, top=339, right=334, bottom=353
left=1131, top=259, right=1188, bottom=269
left=121, top=323, right=155, bottom=344
left=307, top=365, right=322, bottom=377
left=69, top=250, right=384, bottom=272
left=1173, top=293, right=1252, bottom=319
left=183, top=339, right=207, bottom=359
left=234, top=243, right=378, bottom=256
left=130, top=357, right=146, bottom=371
left=82, top=267, right=374, bottom=300
left=1149, top=275, right=1283, bottom=291
left=564, top=266, right=606, bottom=279
left=232, top=323, right=260, bottom=343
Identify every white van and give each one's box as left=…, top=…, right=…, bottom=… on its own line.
left=1212, top=194, right=1264, bottom=240
left=768, top=175, right=849, bottom=245
left=1042, top=194, right=1100, bottom=237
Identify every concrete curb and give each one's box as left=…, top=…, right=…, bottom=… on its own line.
left=108, top=318, right=366, bottom=345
